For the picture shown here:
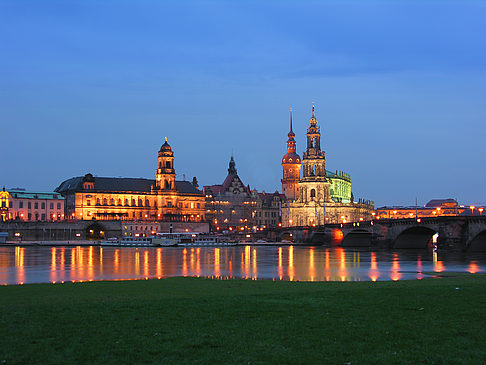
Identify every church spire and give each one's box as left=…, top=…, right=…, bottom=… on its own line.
left=288, top=106, right=295, bottom=139
left=312, top=104, right=315, bottom=118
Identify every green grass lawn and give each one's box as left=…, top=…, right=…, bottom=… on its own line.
left=0, top=275, right=485, bottom=364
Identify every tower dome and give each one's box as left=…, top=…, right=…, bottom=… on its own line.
left=159, top=137, right=173, bottom=153
left=281, top=107, right=302, bottom=201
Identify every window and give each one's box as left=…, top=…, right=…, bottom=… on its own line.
left=34, top=202, right=38, bottom=209
left=118, top=199, right=122, bottom=206
left=96, top=198, right=100, bottom=205
left=9, top=202, right=12, bottom=208
left=87, top=200, right=91, bottom=206
left=166, top=161, right=171, bottom=168
left=110, top=199, right=115, bottom=206
left=310, top=189, right=316, bottom=198
left=19, top=201, right=23, bottom=209
left=145, top=199, right=150, bottom=207
left=50, top=203, right=54, bottom=209
left=41, top=202, right=45, bottom=209
left=179, top=202, right=182, bottom=208
left=132, top=199, right=135, bottom=206
left=28, top=202, right=31, bottom=209
left=103, top=198, right=107, bottom=205
left=41, top=213, right=46, bottom=220
left=125, top=199, right=129, bottom=206
left=28, top=213, right=32, bottom=220
left=167, top=201, right=172, bottom=208
left=197, top=203, right=200, bottom=209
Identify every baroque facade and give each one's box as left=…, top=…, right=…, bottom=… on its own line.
left=282, top=106, right=374, bottom=226
left=0, top=188, right=65, bottom=222
left=55, top=138, right=206, bottom=223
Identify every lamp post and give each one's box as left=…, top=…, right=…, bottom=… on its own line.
left=470, top=205, right=476, bottom=216
left=479, top=208, right=484, bottom=216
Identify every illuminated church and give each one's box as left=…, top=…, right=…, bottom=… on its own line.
left=56, top=138, right=206, bottom=222
left=282, top=106, right=374, bottom=226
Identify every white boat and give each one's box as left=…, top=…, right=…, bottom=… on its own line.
left=119, top=236, right=152, bottom=246
left=151, top=233, right=237, bottom=247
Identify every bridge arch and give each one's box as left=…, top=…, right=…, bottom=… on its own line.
left=342, top=229, right=372, bottom=247
left=85, top=222, right=106, bottom=240
left=467, top=230, right=486, bottom=251
left=280, top=231, right=295, bottom=243
left=392, top=226, right=437, bottom=249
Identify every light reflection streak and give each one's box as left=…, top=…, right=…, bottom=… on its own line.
left=156, top=248, right=162, bottom=278
left=88, top=246, right=94, bottom=280
left=114, top=249, right=120, bottom=273
left=144, top=250, right=149, bottom=277
left=99, top=247, right=103, bottom=274
left=288, top=245, right=294, bottom=281
left=390, top=253, right=401, bottom=281
left=278, top=247, right=283, bottom=280
left=325, top=249, right=330, bottom=281
left=50, top=247, right=57, bottom=283
left=196, top=248, right=201, bottom=277
left=214, top=248, right=220, bottom=277
left=252, top=248, right=257, bottom=279
left=433, top=250, right=445, bottom=272
left=309, top=247, right=315, bottom=281
left=135, top=251, right=140, bottom=276
left=182, top=248, right=188, bottom=276
left=244, top=246, right=250, bottom=279
left=468, top=261, right=479, bottom=274
left=369, top=252, right=379, bottom=282
left=337, top=248, right=346, bottom=282
left=15, top=247, right=25, bottom=284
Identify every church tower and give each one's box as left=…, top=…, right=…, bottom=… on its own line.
left=281, top=107, right=301, bottom=200
left=156, top=137, right=176, bottom=191
left=299, top=105, right=331, bottom=205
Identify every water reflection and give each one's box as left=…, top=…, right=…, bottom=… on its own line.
left=0, top=245, right=485, bottom=285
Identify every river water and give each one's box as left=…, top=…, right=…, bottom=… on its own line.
left=1, top=245, right=485, bottom=285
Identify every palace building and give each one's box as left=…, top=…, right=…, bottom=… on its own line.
left=0, top=188, right=65, bottom=222
left=282, top=106, right=374, bottom=226
left=55, top=138, right=206, bottom=223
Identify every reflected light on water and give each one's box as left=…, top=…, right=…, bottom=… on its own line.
left=309, top=247, right=315, bottom=282
left=369, top=252, right=379, bottom=282
left=288, top=245, right=294, bottom=281
left=468, top=261, right=479, bottom=274
left=0, top=245, right=484, bottom=285
left=390, top=253, right=401, bottom=281
left=214, top=248, right=220, bottom=277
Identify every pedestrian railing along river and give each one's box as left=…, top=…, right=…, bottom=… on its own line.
left=0, top=245, right=484, bottom=285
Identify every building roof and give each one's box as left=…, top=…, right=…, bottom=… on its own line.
left=425, top=199, right=457, bottom=208
left=55, top=176, right=202, bottom=196
left=7, top=190, right=64, bottom=200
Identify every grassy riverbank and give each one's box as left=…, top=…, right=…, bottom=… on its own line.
left=1, top=276, right=485, bottom=364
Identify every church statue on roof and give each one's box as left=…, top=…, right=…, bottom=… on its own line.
left=281, top=105, right=374, bottom=226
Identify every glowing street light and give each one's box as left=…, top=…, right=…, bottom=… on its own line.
left=479, top=208, right=484, bottom=216
left=470, top=205, right=476, bottom=215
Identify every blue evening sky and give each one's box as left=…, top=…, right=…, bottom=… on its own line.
left=1, top=0, right=485, bottom=207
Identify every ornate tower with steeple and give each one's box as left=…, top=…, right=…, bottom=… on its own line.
left=281, top=107, right=301, bottom=200
left=302, top=105, right=326, bottom=180
left=156, top=137, right=176, bottom=191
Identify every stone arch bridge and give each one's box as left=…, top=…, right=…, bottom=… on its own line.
left=275, top=216, right=486, bottom=251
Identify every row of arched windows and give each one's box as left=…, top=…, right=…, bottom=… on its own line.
left=95, top=197, right=154, bottom=207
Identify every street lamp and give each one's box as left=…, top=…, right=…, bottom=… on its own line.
left=479, top=208, right=484, bottom=216
left=470, top=205, right=476, bottom=215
